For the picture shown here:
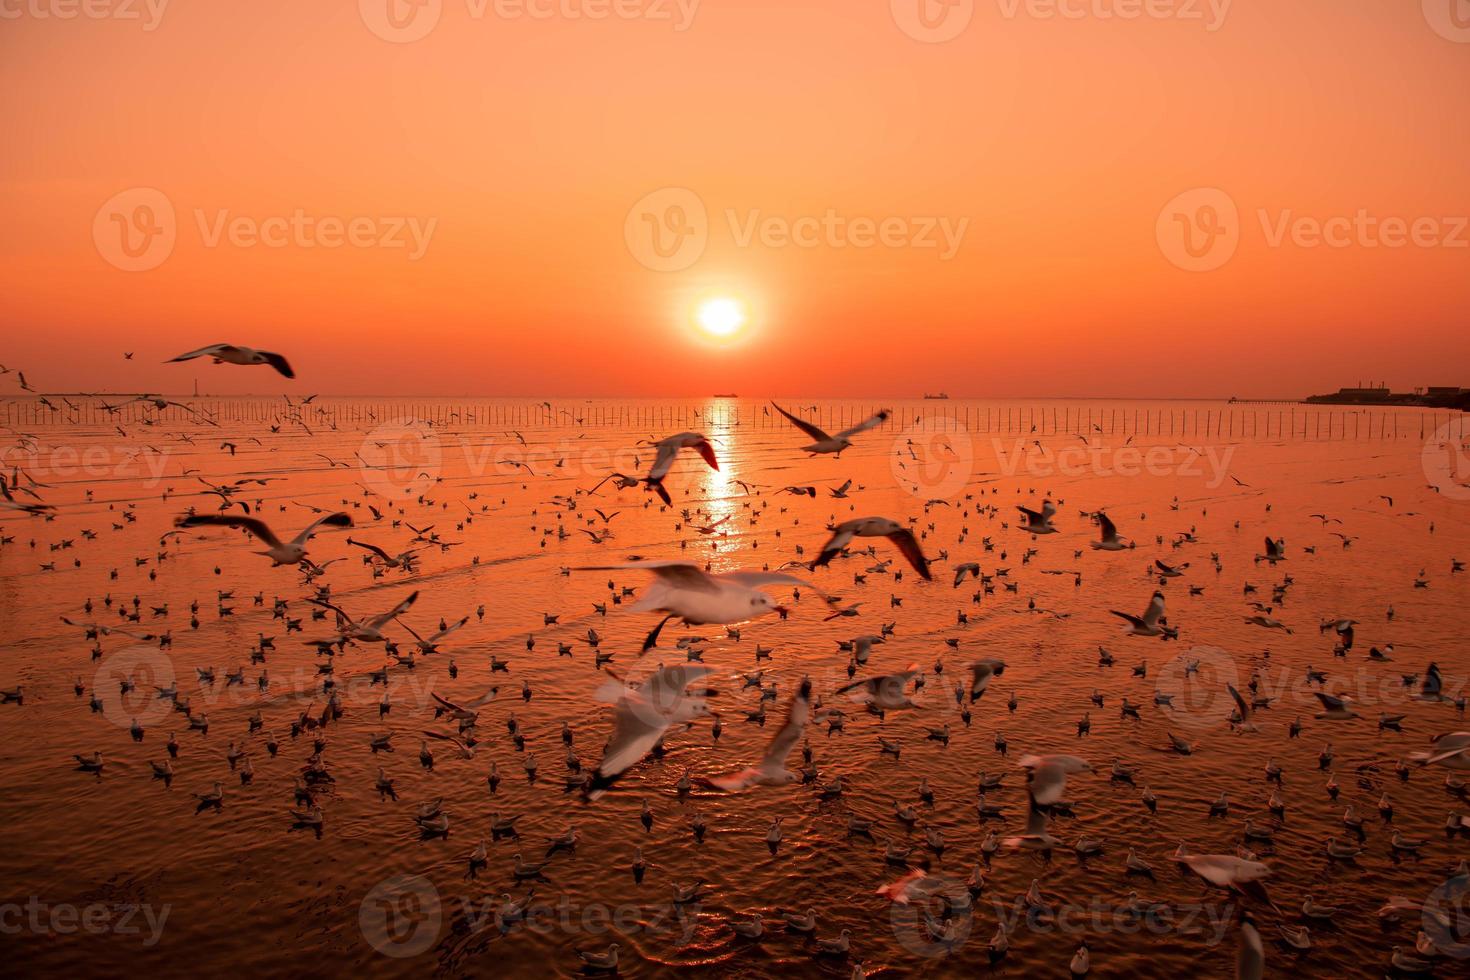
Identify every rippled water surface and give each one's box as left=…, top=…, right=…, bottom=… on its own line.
left=2, top=397, right=1468, bottom=978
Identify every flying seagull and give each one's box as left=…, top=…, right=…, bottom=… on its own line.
left=583, top=663, right=717, bottom=800
left=770, top=402, right=890, bottom=456
left=174, top=511, right=352, bottom=565
left=166, top=344, right=295, bottom=379
left=700, top=677, right=813, bottom=791
left=810, top=518, right=932, bottom=580
left=576, top=561, right=819, bottom=650
left=638, top=432, right=718, bottom=506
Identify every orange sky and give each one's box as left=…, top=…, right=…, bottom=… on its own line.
left=2, top=0, right=1467, bottom=398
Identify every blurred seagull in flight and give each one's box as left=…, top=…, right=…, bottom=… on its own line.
left=1017, top=500, right=1058, bottom=535
left=1111, top=591, right=1172, bottom=638
left=1090, top=512, right=1130, bottom=551
left=583, top=663, right=717, bottom=800
left=637, top=432, right=718, bottom=505
left=701, top=677, right=813, bottom=791
left=810, top=518, right=932, bottom=580
left=174, top=511, right=352, bottom=565
left=576, top=561, right=818, bottom=645
left=770, top=402, right=890, bottom=456
left=167, top=343, right=295, bottom=379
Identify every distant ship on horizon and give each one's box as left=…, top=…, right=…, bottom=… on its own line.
left=923, top=392, right=949, bottom=400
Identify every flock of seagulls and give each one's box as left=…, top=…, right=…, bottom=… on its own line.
left=2, top=349, right=1469, bottom=977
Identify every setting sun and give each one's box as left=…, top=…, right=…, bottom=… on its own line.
left=695, top=298, right=746, bottom=339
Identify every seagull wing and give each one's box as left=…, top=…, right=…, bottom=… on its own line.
left=366, top=591, right=420, bottom=629
left=167, top=344, right=237, bottom=363
left=834, top=409, right=890, bottom=441
left=348, top=537, right=393, bottom=562
left=770, top=402, right=831, bottom=443
left=760, top=679, right=811, bottom=768
left=1029, top=761, right=1069, bottom=805
left=260, top=350, right=295, bottom=379
left=1141, top=593, right=1165, bottom=627
left=1226, top=683, right=1251, bottom=720
left=176, top=513, right=284, bottom=550
left=292, top=512, right=353, bottom=546
left=885, top=528, right=932, bottom=580
left=431, top=691, right=469, bottom=714
left=431, top=616, right=470, bottom=642
left=647, top=441, right=681, bottom=480
left=575, top=561, right=721, bottom=594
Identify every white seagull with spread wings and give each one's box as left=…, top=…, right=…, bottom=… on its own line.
left=167, top=343, right=295, bottom=379
left=701, top=677, right=814, bottom=791
left=584, top=663, right=717, bottom=800
left=174, top=511, right=352, bottom=565
left=770, top=402, right=890, bottom=456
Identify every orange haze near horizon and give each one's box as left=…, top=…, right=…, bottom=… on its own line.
left=2, top=1, right=1468, bottom=398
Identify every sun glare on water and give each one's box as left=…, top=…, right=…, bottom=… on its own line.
left=695, top=297, right=746, bottom=338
